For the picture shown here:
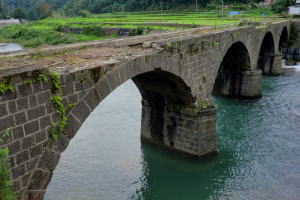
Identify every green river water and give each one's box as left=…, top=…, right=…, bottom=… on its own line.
left=45, top=65, right=300, bottom=200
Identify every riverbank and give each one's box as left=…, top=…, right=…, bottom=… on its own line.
left=0, top=10, right=279, bottom=48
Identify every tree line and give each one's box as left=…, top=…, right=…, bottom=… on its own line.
left=0, top=0, right=294, bottom=20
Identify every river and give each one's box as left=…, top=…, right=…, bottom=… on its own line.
left=42, top=63, right=300, bottom=200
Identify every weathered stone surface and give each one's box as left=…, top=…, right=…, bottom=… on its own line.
left=24, top=120, right=39, bottom=135
left=64, top=114, right=81, bottom=139
left=27, top=105, right=46, bottom=121
left=38, top=151, right=60, bottom=171
left=15, top=112, right=27, bottom=125
left=28, top=169, right=50, bottom=190
left=72, top=101, right=90, bottom=123
left=0, top=116, right=15, bottom=132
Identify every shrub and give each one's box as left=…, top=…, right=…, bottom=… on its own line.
left=271, top=0, right=295, bottom=13
left=81, top=26, right=103, bottom=36
left=0, top=148, right=13, bottom=200
left=128, top=27, right=144, bottom=36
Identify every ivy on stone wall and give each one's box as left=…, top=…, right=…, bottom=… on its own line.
left=0, top=129, right=14, bottom=200
left=48, top=72, right=68, bottom=141
left=0, top=79, right=14, bottom=95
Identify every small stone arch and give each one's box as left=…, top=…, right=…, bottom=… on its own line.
left=213, top=41, right=252, bottom=98
left=257, top=32, right=276, bottom=74
left=279, top=26, right=289, bottom=51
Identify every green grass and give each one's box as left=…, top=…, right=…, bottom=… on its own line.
left=0, top=8, right=281, bottom=48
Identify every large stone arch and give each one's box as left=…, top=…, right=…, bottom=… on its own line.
left=212, top=41, right=261, bottom=99
left=25, top=54, right=217, bottom=199
left=257, top=32, right=276, bottom=74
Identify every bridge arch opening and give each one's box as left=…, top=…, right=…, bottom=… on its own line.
left=257, top=32, right=275, bottom=74
left=213, top=41, right=251, bottom=98
left=132, top=70, right=195, bottom=146
left=279, top=26, right=288, bottom=51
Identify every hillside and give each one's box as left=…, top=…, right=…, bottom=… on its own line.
left=0, top=0, right=262, bottom=19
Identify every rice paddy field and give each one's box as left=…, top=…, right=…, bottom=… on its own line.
left=0, top=9, right=286, bottom=48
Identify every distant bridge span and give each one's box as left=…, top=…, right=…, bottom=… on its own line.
left=0, top=20, right=290, bottom=200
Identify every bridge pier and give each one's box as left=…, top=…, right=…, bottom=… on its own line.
left=272, top=53, right=283, bottom=75
left=240, top=70, right=262, bottom=99
left=213, top=69, right=262, bottom=99
left=140, top=100, right=217, bottom=157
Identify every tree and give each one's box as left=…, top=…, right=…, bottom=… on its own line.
left=271, top=0, right=295, bottom=13
left=37, top=2, right=52, bottom=19
left=12, top=7, right=26, bottom=19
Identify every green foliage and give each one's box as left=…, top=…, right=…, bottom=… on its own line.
left=196, top=99, right=212, bottom=109
left=81, top=26, right=103, bottom=36
left=128, top=27, right=144, bottom=36
left=49, top=72, right=61, bottom=91
left=48, top=72, right=69, bottom=141
left=271, top=0, right=295, bottom=13
left=23, top=72, right=48, bottom=85
left=0, top=79, right=14, bottom=95
left=0, top=128, right=12, bottom=144
left=36, top=2, right=52, bottom=19
left=49, top=95, right=68, bottom=141
left=0, top=148, right=13, bottom=200
left=169, top=103, right=182, bottom=111
left=78, top=9, right=92, bottom=17
left=288, top=24, right=298, bottom=47
left=12, top=7, right=26, bottom=19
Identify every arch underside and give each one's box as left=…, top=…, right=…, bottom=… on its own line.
left=213, top=41, right=258, bottom=99
left=257, top=32, right=276, bottom=74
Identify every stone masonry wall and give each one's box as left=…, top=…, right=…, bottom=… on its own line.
left=141, top=101, right=217, bottom=157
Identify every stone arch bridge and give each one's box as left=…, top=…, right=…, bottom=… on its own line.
left=0, top=20, right=290, bottom=200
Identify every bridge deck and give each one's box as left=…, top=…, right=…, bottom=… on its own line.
left=0, top=20, right=287, bottom=78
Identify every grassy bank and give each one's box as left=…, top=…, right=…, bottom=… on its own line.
left=0, top=9, right=280, bottom=48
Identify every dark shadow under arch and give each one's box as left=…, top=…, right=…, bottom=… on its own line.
left=257, top=32, right=275, bottom=74
left=279, top=26, right=288, bottom=51
left=213, top=41, right=251, bottom=98
left=133, top=70, right=194, bottom=142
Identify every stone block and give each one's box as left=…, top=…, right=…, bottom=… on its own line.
left=35, top=130, right=47, bottom=144
left=8, top=141, right=21, bottom=155
left=21, top=135, right=34, bottom=150
left=13, top=126, right=24, bottom=140
left=84, top=88, right=101, bottom=110
left=64, top=114, right=81, bottom=139
left=15, top=112, right=27, bottom=125
left=39, top=116, right=50, bottom=129
left=0, top=103, right=8, bottom=118
left=37, top=90, right=51, bottom=104
left=29, top=144, right=43, bottom=158
left=28, top=95, right=38, bottom=108
left=11, top=164, right=26, bottom=179
left=17, top=84, right=32, bottom=97
left=24, top=120, right=39, bottom=135
left=8, top=101, right=17, bottom=113
left=0, top=116, right=15, bottom=132
left=17, top=98, right=29, bottom=111
left=27, top=105, right=46, bottom=121
left=28, top=169, right=50, bottom=190
left=38, top=150, right=60, bottom=171
left=16, top=150, right=29, bottom=165
left=72, top=101, right=90, bottom=123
